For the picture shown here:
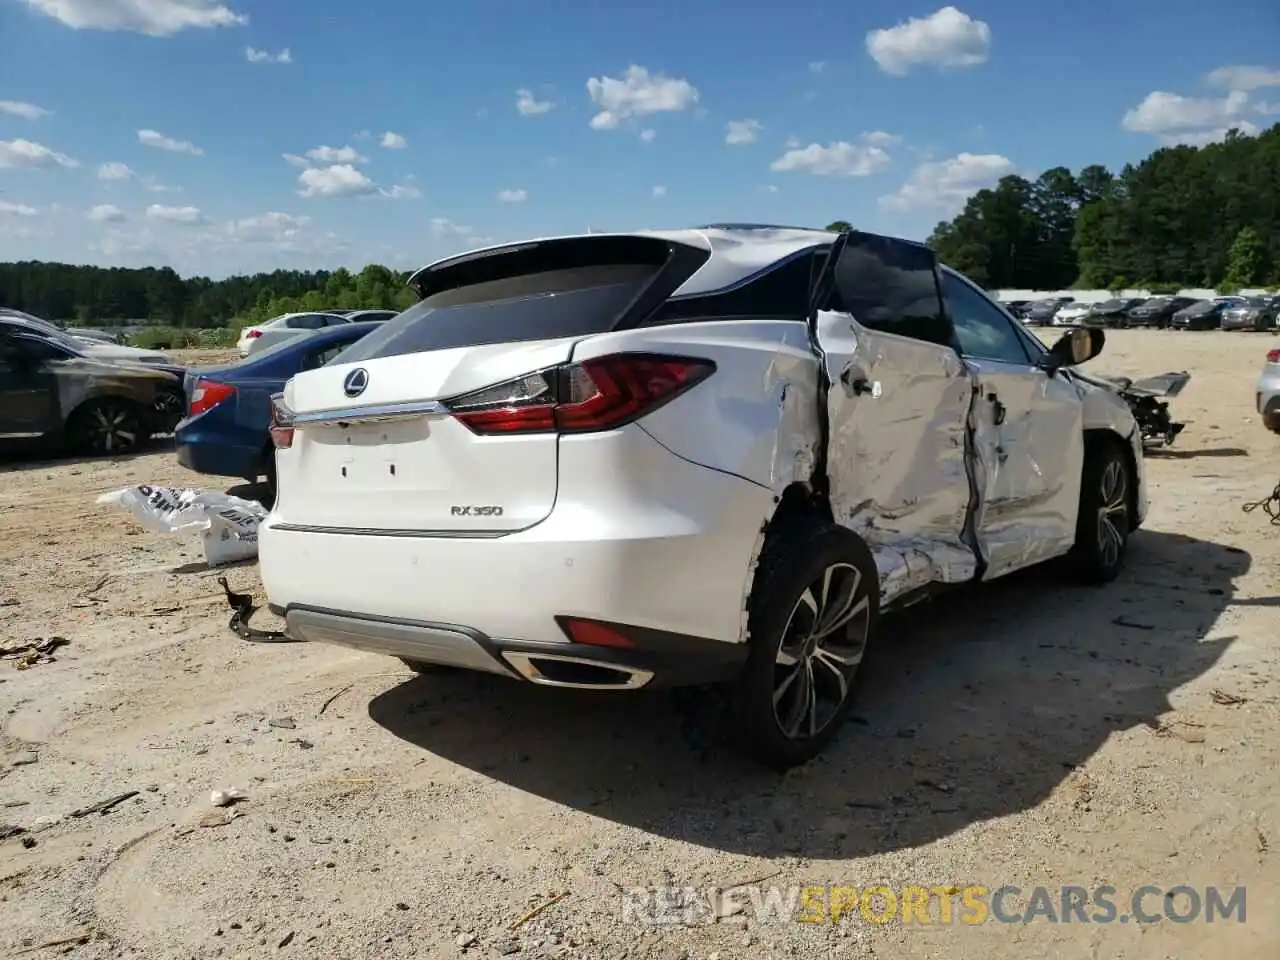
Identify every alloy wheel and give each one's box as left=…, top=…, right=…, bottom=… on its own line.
left=86, top=402, right=139, bottom=455
left=1096, top=459, right=1129, bottom=567
left=772, top=562, right=871, bottom=740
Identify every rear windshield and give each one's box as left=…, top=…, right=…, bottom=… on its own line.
left=335, top=263, right=657, bottom=361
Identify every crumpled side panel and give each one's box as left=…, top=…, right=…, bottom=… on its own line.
left=819, top=315, right=977, bottom=606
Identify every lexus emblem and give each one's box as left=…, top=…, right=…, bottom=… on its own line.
left=343, top=368, right=369, bottom=398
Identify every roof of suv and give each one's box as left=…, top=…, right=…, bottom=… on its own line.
left=411, top=225, right=844, bottom=301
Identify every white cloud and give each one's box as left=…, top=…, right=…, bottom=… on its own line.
left=1205, top=65, right=1280, bottom=92
left=862, top=130, right=902, bottom=147
left=639, top=128, right=656, bottom=142
left=586, top=65, right=699, bottom=129
left=246, top=46, right=291, bottom=64
left=879, top=152, right=1015, bottom=213
left=305, top=144, right=367, bottom=165
left=138, top=128, right=204, bottom=155
left=96, top=161, right=135, bottom=180
left=380, top=131, right=407, bottom=149
left=497, top=188, right=528, bottom=203
left=0, top=138, right=79, bottom=168
left=143, top=177, right=180, bottom=193
left=770, top=141, right=892, bottom=177
left=866, top=6, right=991, bottom=76
left=765, top=184, right=779, bottom=194
left=784, top=136, right=802, bottom=149
left=0, top=201, right=40, bottom=217
left=282, top=153, right=310, bottom=168
left=725, top=119, right=763, bottom=145
left=808, top=61, right=826, bottom=74
left=0, top=100, right=50, bottom=120
left=297, top=164, right=378, bottom=198
left=21, top=0, right=247, bottom=36
left=380, top=184, right=421, bottom=200
left=352, top=130, right=372, bottom=141
left=516, top=88, right=554, bottom=115
left=651, top=185, right=666, bottom=197
left=87, top=204, right=126, bottom=223
left=145, top=203, right=205, bottom=224
left=1159, top=122, right=1262, bottom=147
left=430, top=217, right=474, bottom=237
left=227, top=211, right=310, bottom=240
left=1122, top=90, right=1251, bottom=135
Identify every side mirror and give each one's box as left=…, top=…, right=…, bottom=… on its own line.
left=1039, top=327, right=1104, bottom=374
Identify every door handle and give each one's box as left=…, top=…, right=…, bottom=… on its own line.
left=841, top=368, right=881, bottom=398
left=987, top=391, right=1006, bottom=425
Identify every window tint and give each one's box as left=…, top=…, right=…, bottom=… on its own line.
left=288, top=314, right=328, bottom=330
left=644, top=250, right=819, bottom=324
left=337, top=263, right=657, bottom=361
left=942, top=272, right=1032, bottom=364
left=310, top=342, right=351, bottom=367
left=319, top=314, right=350, bottom=327
left=828, top=234, right=953, bottom=347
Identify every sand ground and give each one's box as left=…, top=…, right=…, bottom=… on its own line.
left=2, top=329, right=1279, bottom=959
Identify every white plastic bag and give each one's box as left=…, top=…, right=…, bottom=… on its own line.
left=97, top=484, right=268, bottom=566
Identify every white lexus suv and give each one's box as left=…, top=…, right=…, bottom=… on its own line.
left=259, top=226, right=1147, bottom=769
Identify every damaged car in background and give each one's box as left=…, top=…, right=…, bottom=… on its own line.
left=0, top=316, right=184, bottom=456
left=257, top=226, right=1148, bottom=769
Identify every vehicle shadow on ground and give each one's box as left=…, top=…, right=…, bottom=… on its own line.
left=368, top=529, right=1244, bottom=859
left=0, top=436, right=175, bottom=474
left=1146, top=447, right=1249, bottom=460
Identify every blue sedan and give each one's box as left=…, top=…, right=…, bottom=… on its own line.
left=175, top=321, right=380, bottom=491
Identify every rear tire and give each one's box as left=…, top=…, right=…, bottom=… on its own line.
left=728, top=517, right=880, bottom=770
left=65, top=398, right=145, bottom=457
left=1066, top=437, right=1132, bottom=584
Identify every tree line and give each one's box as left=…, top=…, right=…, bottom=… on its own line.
left=927, top=123, right=1280, bottom=292
left=0, top=262, right=419, bottom=329
left=2, top=123, right=1276, bottom=332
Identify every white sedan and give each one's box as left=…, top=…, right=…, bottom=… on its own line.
left=237, top=312, right=353, bottom=357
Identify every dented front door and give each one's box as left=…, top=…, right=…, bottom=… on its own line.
left=813, top=233, right=980, bottom=605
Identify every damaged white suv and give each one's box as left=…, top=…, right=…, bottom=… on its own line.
left=259, top=226, right=1146, bottom=769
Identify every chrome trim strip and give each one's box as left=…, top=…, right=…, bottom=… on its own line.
left=291, top=398, right=451, bottom=426
left=500, top=651, right=654, bottom=690
left=267, top=522, right=514, bottom=539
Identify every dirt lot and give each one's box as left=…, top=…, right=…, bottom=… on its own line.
left=3, top=331, right=1279, bottom=959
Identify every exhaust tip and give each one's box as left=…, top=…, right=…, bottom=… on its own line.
left=501, top=651, right=653, bottom=690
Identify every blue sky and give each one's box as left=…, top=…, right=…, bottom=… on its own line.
left=1, top=0, right=1277, bottom=279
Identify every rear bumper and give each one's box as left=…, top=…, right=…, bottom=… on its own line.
left=275, top=605, right=747, bottom=689
left=175, top=434, right=264, bottom=480
left=259, top=428, right=775, bottom=676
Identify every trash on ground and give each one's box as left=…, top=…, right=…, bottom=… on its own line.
left=1210, top=689, right=1247, bottom=706
left=211, top=787, right=246, bottom=807
left=96, top=484, right=267, bottom=567
left=2, top=636, right=69, bottom=669
left=69, top=790, right=140, bottom=818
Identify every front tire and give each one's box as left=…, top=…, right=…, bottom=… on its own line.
left=729, top=517, right=880, bottom=770
left=1066, top=438, right=1132, bottom=583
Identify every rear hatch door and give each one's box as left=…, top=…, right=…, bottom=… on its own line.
left=273, top=233, right=710, bottom=534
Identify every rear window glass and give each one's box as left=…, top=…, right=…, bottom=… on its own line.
left=335, top=263, right=657, bottom=361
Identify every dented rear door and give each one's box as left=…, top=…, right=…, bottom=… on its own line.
left=814, top=232, right=980, bottom=605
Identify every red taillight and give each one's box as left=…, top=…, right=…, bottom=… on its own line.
left=445, top=353, right=716, bottom=435
left=1267, top=349, right=1280, bottom=364
left=268, top=394, right=294, bottom=449
left=245, top=329, right=263, bottom=339
left=189, top=378, right=236, bottom=416
left=558, top=617, right=635, bottom=649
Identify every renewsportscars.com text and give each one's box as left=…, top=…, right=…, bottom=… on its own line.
left=619, top=884, right=1247, bottom=926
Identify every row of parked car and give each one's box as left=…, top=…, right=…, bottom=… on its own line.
left=1002, top=294, right=1280, bottom=331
